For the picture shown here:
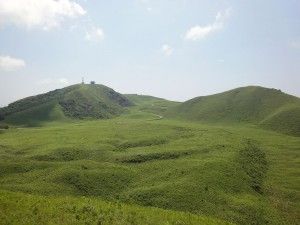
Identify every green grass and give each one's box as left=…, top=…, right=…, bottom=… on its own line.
left=237, top=140, right=268, bottom=193
left=0, top=85, right=299, bottom=224
left=260, top=104, right=300, bottom=136
left=0, top=84, right=132, bottom=126
left=166, top=86, right=300, bottom=136
left=0, top=113, right=299, bottom=225
left=125, top=94, right=179, bottom=116
left=0, top=190, right=232, bottom=225
left=3, top=101, right=68, bottom=126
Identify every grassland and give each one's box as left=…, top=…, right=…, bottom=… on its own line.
left=0, top=108, right=299, bottom=224
left=0, top=190, right=232, bottom=225
left=0, top=86, right=299, bottom=225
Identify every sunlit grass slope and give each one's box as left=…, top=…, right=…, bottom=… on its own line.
left=0, top=190, right=232, bottom=225
left=167, top=86, right=300, bottom=136
left=125, top=94, right=180, bottom=115
left=260, top=104, right=300, bottom=136
left=0, top=84, right=132, bottom=126
left=0, top=115, right=299, bottom=225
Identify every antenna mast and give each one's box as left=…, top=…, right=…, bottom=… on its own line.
left=81, top=77, right=84, bottom=84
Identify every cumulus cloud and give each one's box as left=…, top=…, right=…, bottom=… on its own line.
left=0, top=0, right=86, bottom=30
left=0, top=55, right=26, bottom=71
left=185, top=8, right=231, bottom=41
left=161, top=44, right=173, bottom=56
left=85, top=26, right=104, bottom=42
left=38, top=78, right=69, bottom=85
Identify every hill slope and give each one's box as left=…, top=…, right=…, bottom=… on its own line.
left=125, top=94, right=180, bottom=116
left=167, top=86, right=300, bottom=136
left=0, top=84, right=132, bottom=126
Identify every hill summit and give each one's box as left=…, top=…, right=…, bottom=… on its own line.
left=0, top=84, right=132, bottom=126
left=167, top=86, right=300, bottom=136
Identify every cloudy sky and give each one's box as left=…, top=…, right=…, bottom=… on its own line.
left=0, top=0, right=299, bottom=106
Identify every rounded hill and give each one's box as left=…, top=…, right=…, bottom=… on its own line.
left=167, top=86, right=300, bottom=136
left=0, top=84, right=133, bottom=126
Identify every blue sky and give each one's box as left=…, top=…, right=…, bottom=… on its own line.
left=0, top=0, right=299, bottom=106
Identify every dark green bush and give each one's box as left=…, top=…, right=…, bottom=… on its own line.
left=238, top=140, right=268, bottom=193
left=120, top=151, right=191, bottom=164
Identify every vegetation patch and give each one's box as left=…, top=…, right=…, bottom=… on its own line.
left=0, top=161, right=49, bottom=177
left=33, top=147, right=90, bottom=161
left=238, top=140, right=268, bottom=193
left=120, top=151, right=192, bottom=164
left=115, top=138, right=168, bottom=150
left=56, top=168, right=133, bottom=197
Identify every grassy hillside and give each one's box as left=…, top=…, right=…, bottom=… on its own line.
left=0, top=115, right=299, bottom=225
left=0, top=190, right=232, bottom=225
left=3, top=101, right=67, bottom=127
left=260, top=104, right=300, bottom=136
left=167, top=86, right=300, bottom=136
left=125, top=94, right=179, bottom=116
left=0, top=84, right=132, bottom=126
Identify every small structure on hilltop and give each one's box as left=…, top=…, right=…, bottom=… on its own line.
left=81, top=77, right=85, bottom=84
left=90, top=81, right=96, bottom=84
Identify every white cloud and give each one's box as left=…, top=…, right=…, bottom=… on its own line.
left=161, top=44, right=173, bottom=56
left=0, top=0, right=86, bottom=30
left=38, top=78, right=69, bottom=85
left=85, top=26, right=104, bottom=42
left=0, top=55, right=26, bottom=71
left=289, top=40, right=300, bottom=50
left=185, top=8, right=231, bottom=41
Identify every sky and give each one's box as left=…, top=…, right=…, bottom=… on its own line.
left=0, top=0, right=299, bottom=106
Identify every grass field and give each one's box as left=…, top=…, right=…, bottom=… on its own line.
left=0, top=105, right=299, bottom=224
left=0, top=190, right=232, bottom=225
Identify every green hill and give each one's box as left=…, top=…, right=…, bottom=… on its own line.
left=260, top=104, right=300, bottom=136
left=121, top=94, right=180, bottom=119
left=0, top=84, right=132, bottom=126
left=125, top=94, right=179, bottom=114
left=166, top=86, right=300, bottom=136
left=125, top=94, right=174, bottom=105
